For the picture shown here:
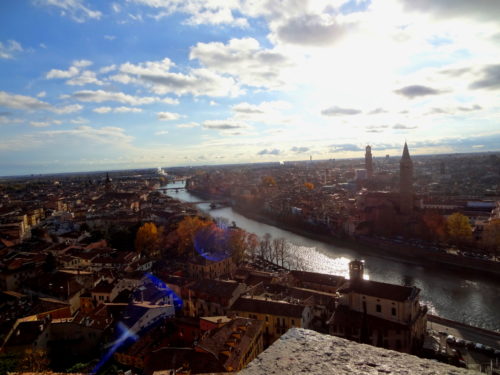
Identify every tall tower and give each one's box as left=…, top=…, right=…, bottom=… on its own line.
left=365, top=145, right=373, bottom=178
left=399, top=142, right=413, bottom=215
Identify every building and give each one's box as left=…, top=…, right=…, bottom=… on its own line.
left=195, top=317, right=265, bottom=372
left=365, top=145, right=373, bottom=179
left=400, top=142, right=414, bottom=215
left=329, top=260, right=427, bottom=353
left=230, top=296, right=314, bottom=347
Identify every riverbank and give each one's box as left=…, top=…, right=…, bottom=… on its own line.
left=225, top=204, right=500, bottom=280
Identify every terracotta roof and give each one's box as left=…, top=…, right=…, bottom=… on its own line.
left=189, top=279, right=243, bottom=299
left=290, top=270, right=346, bottom=287
left=339, top=279, right=418, bottom=302
left=231, top=297, right=306, bottom=318
left=145, top=347, right=225, bottom=375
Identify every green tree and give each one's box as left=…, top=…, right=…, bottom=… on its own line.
left=446, top=212, right=472, bottom=245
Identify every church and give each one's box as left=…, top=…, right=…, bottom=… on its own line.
left=353, top=143, right=418, bottom=237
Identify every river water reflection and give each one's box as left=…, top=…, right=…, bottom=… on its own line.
left=164, top=181, right=500, bottom=332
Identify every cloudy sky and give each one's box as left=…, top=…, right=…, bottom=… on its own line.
left=1, top=0, right=500, bottom=175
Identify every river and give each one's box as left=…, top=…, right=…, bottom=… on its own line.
left=163, top=181, right=500, bottom=332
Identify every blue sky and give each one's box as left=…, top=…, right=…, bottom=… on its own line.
left=1, top=0, right=499, bottom=175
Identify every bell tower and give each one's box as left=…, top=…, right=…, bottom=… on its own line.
left=365, top=145, right=373, bottom=179
left=399, top=142, right=413, bottom=215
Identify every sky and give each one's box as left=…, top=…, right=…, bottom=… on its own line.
left=1, top=0, right=500, bottom=175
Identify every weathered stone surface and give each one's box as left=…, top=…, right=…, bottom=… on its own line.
left=240, top=329, right=479, bottom=375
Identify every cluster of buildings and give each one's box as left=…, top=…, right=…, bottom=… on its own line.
left=187, top=145, right=500, bottom=257
left=0, top=167, right=433, bottom=373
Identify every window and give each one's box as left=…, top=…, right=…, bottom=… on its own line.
left=376, top=304, right=381, bottom=313
left=391, top=307, right=396, bottom=316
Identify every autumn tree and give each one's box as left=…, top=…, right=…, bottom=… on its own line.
left=446, top=212, right=472, bottom=245
left=18, top=349, right=49, bottom=372
left=483, top=219, right=500, bottom=259
left=176, top=216, right=212, bottom=257
left=135, top=222, right=160, bottom=257
left=262, top=176, right=277, bottom=187
left=228, top=228, right=248, bottom=264
left=421, top=210, right=447, bottom=241
left=304, top=182, right=314, bottom=190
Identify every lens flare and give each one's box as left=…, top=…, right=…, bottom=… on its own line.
left=91, top=321, right=138, bottom=374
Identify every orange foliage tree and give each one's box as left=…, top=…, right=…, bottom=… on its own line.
left=135, top=222, right=160, bottom=257
left=262, top=176, right=277, bottom=187
left=176, top=216, right=212, bottom=256
left=421, top=210, right=447, bottom=241
left=304, top=182, right=314, bottom=190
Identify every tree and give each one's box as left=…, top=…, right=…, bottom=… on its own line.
left=135, top=222, right=160, bottom=257
left=17, top=349, right=49, bottom=372
left=483, top=219, right=500, bottom=260
left=246, top=233, right=260, bottom=261
left=272, top=237, right=289, bottom=268
left=176, top=216, right=212, bottom=257
left=421, top=210, right=447, bottom=241
left=262, top=176, right=277, bottom=187
left=304, top=182, right=314, bottom=190
left=259, top=233, right=272, bottom=261
left=446, top=212, right=472, bottom=245
left=228, top=228, right=248, bottom=264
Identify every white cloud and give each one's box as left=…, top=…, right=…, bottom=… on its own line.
left=0, top=40, right=23, bottom=59
left=51, top=104, right=83, bottom=114
left=46, top=60, right=103, bottom=86
left=46, top=66, right=79, bottom=79
left=202, top=119, right=249, bottom=130
left=94, top=106, right=142, bottom=114
left=190, top=38, right=294, bottom=90
left=37, top=91, right=47, bottom=98
left=68, top=89, right=168, bottom=106
left=113, top=59, right=241, bottom=97
left=69, top=117, right=88, bottom=124
left=66, top=70, right=103, bottom=86
left=115, top=106, right=143, bottom=113
left=104, top=35, right=116, bottom=41
left=93, top=106, right=112, bottom=114
left=35, top=0, right=102, bottom=23
left=157, top=112, right=181, bottom=121
left=176, top=122, right=199, bottom=128
left=131, top=0, right=248, bottom=27
left=155, top=130, right=169, bottom=135
left=100, top=64, right=117, bottom=74
left=0, top=91, right=83, bottom=114
left=30, top=121, right=52, bottom=127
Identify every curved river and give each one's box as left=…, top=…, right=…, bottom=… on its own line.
left=164, top=181, right=500, bottom=332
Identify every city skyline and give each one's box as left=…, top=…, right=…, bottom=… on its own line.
left=1, top=0, right=500, bottom=175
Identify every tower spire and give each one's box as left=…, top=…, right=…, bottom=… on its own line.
left=399, top=142, right=413, bottom=215
left=402, top=141, right=410, bottom=160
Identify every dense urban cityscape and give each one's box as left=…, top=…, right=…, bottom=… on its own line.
left=0, top=145, right=499, bottom=374
left=3, top=0, right=500, bottom=374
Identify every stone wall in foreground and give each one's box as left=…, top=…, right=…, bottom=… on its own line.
left=240, top=329, right=478, bottom=375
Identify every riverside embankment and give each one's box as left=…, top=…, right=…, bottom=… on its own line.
left=162, top=181, right=500, bottom=332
